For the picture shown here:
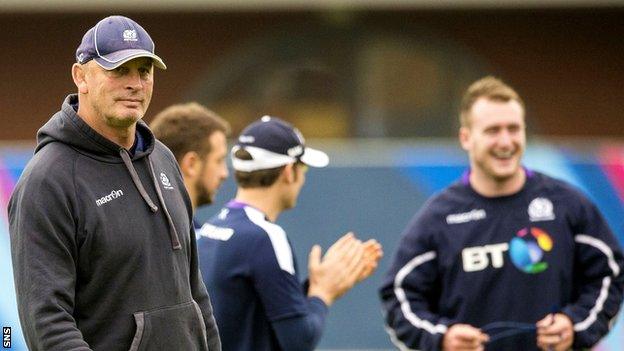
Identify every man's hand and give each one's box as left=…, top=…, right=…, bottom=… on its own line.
left=536, top=313, right=574, bottom=351
left=307, top=232, right=365, bottom=306
left=442, top=324, right=489, bottom=351
left=357, top=239, right=383, bottom=282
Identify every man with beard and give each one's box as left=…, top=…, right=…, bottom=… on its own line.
left=150, top=102, right=230, bottom=212
left=380, top=76, right=624, bottom=351
left=9, top=16, right=220, bottom=350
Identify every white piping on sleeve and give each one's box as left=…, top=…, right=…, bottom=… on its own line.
left=575, top=234, right=620, bottom=276
left=572, top=234, right=621, bottom=332
left=393, top=251, right=448, bottom=336
left=573, top=277, right=611, bottom=332
left=384, top=325, right=419, bottom=351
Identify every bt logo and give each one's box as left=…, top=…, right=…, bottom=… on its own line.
left=462, top=243, right=509, bottom=272
left=462, top=227, right=554, bottom=273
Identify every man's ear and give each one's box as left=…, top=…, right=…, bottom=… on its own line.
left=459, top=126, right=471, bottom=152
left=281, top=163, right=296, bottom=184
left=72, top=63, right=89, bottom=94
left=179, top=151, right=201, bottom=179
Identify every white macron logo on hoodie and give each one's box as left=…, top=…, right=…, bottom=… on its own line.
left=95, top=189, right=124, bottom=206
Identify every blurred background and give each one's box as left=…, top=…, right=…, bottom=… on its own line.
left=1, top=1, right=623, bottom=350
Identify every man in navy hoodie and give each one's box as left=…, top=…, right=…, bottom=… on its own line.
left=8, top=16, right=219, bottom=350
left=380, top=76, right=624, bottom=351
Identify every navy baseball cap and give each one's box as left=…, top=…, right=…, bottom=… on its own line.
left=76, top=15, right=166, bottom=70
left=232, top=116, right=329, bottom=172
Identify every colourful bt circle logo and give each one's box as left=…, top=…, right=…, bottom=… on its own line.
left=509, top=227, right=553, bottom=273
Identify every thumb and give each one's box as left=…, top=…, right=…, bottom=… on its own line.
left=308, top=245, right=322, bottom=271
left=536, top=314, right=553, bottom=329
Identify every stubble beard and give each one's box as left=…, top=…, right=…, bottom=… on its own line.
left=91, top=99, right=143, bottom=129
left=194, top=179, right=214, bottom=208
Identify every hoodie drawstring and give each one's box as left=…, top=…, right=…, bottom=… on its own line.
left=120, top=149, right=159, bottom=212
left=119, top=149, right=181, bottom=250
left=147, top=155, right=182, bottom=250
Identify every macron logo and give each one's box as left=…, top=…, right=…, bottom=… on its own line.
left=95, top=189, right=124, bottom=206
left=446, top=209, right=486, bottom=224
left=198, top=223, right=234, bottom=241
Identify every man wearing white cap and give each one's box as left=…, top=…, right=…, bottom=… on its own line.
left=9, top=16, right=220, bottom=350
left=196, top=116, right=383, bottom=350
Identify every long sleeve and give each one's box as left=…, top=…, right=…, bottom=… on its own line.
left=250, top=231, right=329, bottom=350
left=8, top=162, right=92, bottom=351
left=379, top=210, right=450, bottom=351
left=562, top=195, right=624, bottom=349
left=189, top=225, right=221, bottom=351
left=271, top=297, right=329, bottom=351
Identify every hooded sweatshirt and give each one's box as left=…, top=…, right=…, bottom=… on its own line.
left=8, top=94, right=221, bottom=351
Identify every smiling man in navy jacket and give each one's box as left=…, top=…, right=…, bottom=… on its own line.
left=380, top=76, right=624, bottom=351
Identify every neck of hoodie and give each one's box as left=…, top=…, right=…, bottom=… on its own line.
left=128, top=129, right=145, bottom=157
left=75, top=96, right=137, bottom=149
left=36, top=94, right=182, bottom=250
left=72, top=96, right=144, bottom=153
left=36, top=94, right=155, bottom=162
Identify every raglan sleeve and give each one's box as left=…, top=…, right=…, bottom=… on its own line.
left=250, top=231, right=328, bottom=351
left=189, top=222, right=221, bottom=351
left=8, top=165, right=92, bottom=351
left=379, top=204, right=450, bottom=351
left=561, top=192, right=624, bottom=349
